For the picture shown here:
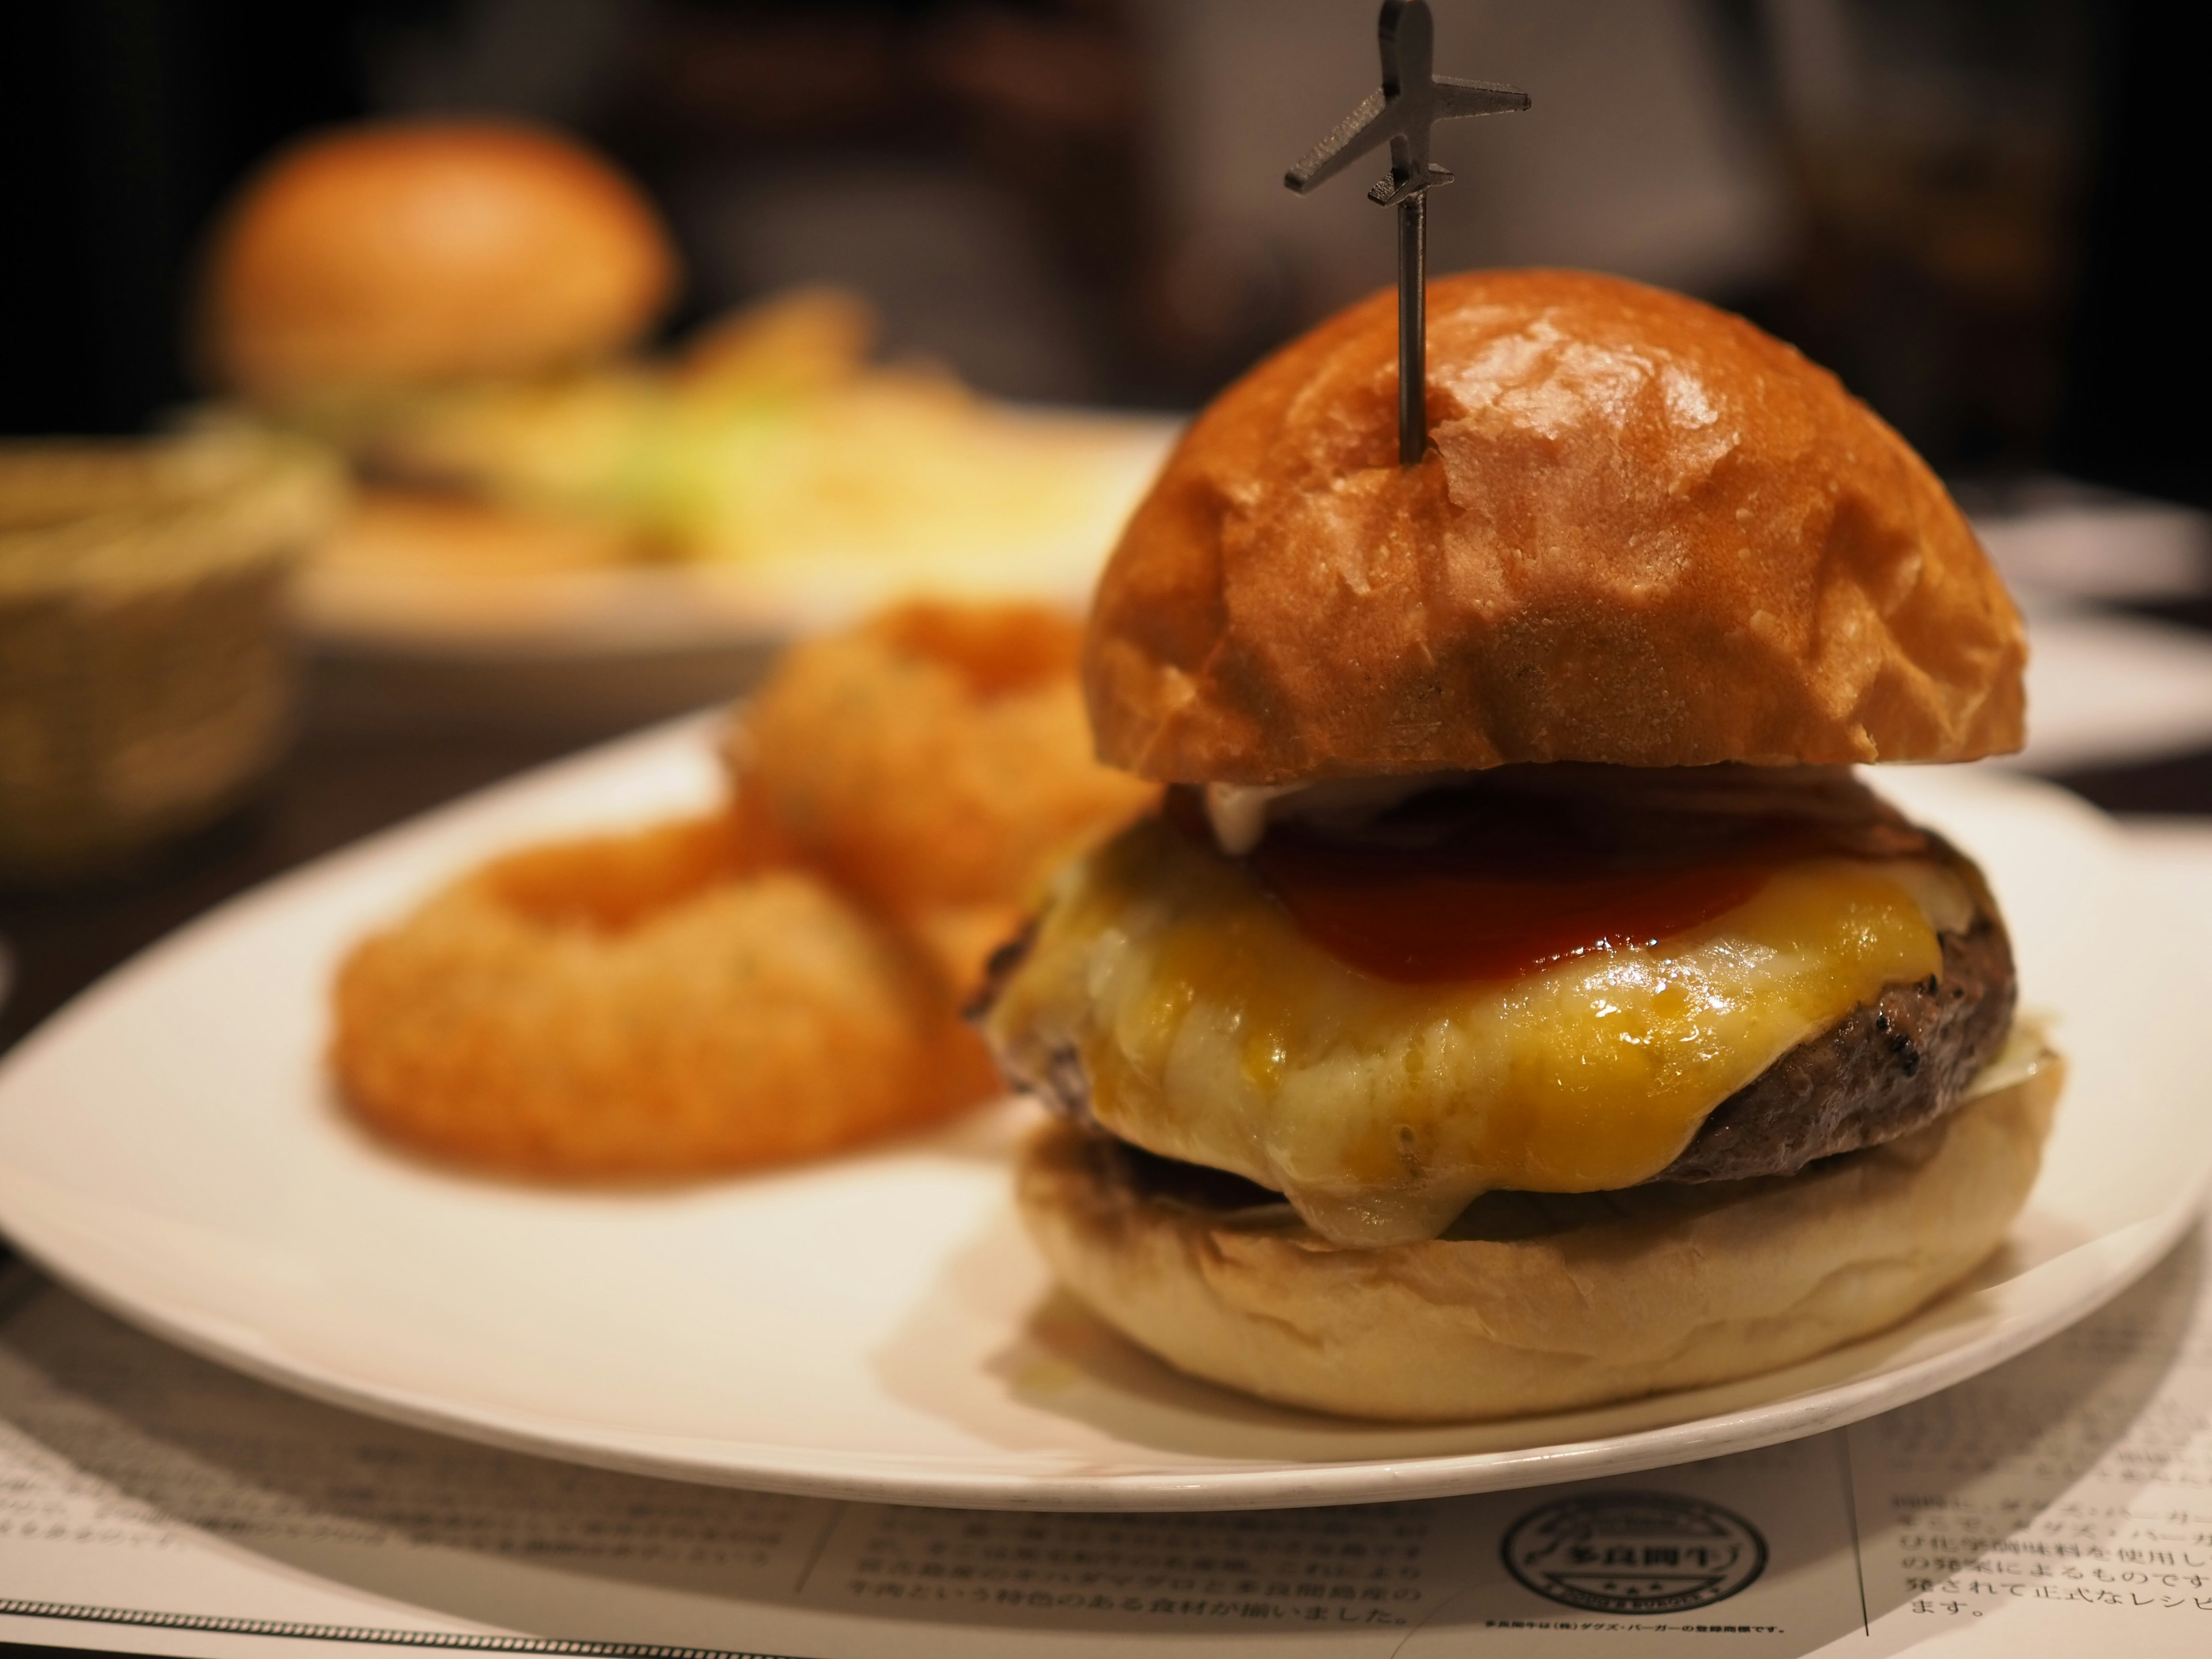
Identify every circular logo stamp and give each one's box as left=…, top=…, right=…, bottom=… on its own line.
left=1501, top=1491, right=1767, bottom=1615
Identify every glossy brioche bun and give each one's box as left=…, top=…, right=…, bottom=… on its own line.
left=1016, top=1054, right=2059, bottom=1422
left=199, top=121, right=675, bottom=403
left=1086, top=270, right=2026, bottom=784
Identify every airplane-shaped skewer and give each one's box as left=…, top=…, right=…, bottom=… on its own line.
left=1286, top=1, right=1528, bottom=464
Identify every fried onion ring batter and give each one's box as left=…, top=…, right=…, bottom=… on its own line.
left=725, top=603, right=1156, bottom=990
left=331, top=812, right=997, bottom=1177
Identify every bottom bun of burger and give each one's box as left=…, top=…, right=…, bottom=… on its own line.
left=1016, top=1044, right=2061, bottom=1422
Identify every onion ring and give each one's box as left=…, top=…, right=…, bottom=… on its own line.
left=726, top=602, right=1157, bottom=988
left=331, top=812, right=997, bottom=1177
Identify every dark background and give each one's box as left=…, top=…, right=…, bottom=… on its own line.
left=0, top=0, right=2205, bottom=506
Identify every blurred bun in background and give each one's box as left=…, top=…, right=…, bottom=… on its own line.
left=198, top=120, right=677, bottom=405
left=176, top=110, right=1175, bottom=740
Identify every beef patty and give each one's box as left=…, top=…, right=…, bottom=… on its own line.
left=1653, top=906, right=2013, bottom=1181
left=980, top=863, right=2017, bottom=1202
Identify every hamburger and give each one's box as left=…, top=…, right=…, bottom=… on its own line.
left=194, top=118, right=680, bottom=578
left=192, top=122, right=1155, bottom=596
left=979, top=268, right=2061, bottom=1422
left=198, top=119, right=676, bottom=410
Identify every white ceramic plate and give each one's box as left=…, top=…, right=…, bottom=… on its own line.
left=0, top=723, right=2205, bottom=1512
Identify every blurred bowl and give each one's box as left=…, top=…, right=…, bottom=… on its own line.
left=0, top=431, right=343, bottom=882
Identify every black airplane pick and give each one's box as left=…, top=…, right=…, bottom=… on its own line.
left=1286, top=2, right=1529, bottom=464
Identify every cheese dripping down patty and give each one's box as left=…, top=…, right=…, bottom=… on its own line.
left=984, top=771, right=1978, bottom=1248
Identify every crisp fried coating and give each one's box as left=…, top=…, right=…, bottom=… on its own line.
left=331, top=603, right=1147, bottom=1178
left=331, top=813, right=997, bottom=1177
left=726, top=602, right=1157, bottom=990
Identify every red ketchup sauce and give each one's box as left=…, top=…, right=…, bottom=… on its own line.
left=1251, top=844, right=1770, bottom=983
left=1170, top=774, right=1927, bottom=986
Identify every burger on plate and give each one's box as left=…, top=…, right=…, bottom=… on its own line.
left=199, top=118, right=676, bottom=415
left=192, top=119, right=1169, bottom=627
left=194, top=118, right=681, bottom=583
left=980, top=269, right=2061, bottom=1423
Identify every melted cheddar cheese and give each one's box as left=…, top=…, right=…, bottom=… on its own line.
left=985, top=816, right=1974, bottom=1246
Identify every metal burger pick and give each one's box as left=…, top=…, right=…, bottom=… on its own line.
left=1285, top=0, right=1529, bottom=465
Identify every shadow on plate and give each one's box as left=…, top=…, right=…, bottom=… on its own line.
left=867, top=1194, right=2108, bottom=1474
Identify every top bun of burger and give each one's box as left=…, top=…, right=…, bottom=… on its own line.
left=199, top=120, right=676, bottom=404
left=1086, top=269, right=2025, bottom=785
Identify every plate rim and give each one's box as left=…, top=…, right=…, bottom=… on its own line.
left=0, top=1180, right=2195, bottom=1513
